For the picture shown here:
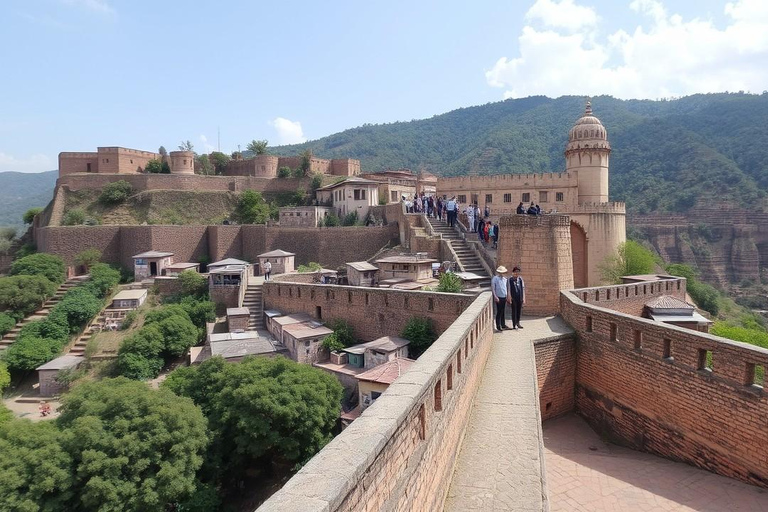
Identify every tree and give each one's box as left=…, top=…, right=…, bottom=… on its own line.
left=196, top=154, right=214, bottom=175
left=0, top=227, right=15, bottom=241
left=23, top=207, right=43, bottom=224
left=0, top=274, right=57, bottom=320
left=54, top=287, right=103, bottom=332
left=234, top=190, right=271, bottom=224
left=75, top=248, right=102, bottom=269
left=299, top=149, right=313, bottom=177
left=57, top=378, right=209, bottom=511
left=401, top=317, right=437, bottom=358
left=0, top=313, right=14, bottom=336
left=117, top=326, right=165, bottom=379
left=11, top=253, right=66, bottom=286
left=246, top=139, right=269, bottom=155
left=163, top=356, right=342, bottom=480
left=84, top=263, right=121, bottom=298
left=209, top=152, right=230, bottom=175
left=154, top=315, right=199, bottom=357
left=144, top=159, right=164, bottom=173
left=600, top=240, right=660, bottom=284
left=310, top=173, right=324, bottom=194
left=99, top=180, right=133, bottom=204
left=161, top=160, right=172, bottom=174
left=0, top=361, right=9, bottom=392
left=277, top=166, right=291, bottom=178
left=158, top=146, right=168, bottom=157
left=177, top=269, right=208, bottom=298
left=322, top=212, right=340, bottom=227
left=665, top=263, right=720, bottom=316
left=321, top=319, right=356, bottom=352
left=179, top=140, right=195, bottom=152
left=62, top=208, right=86, bottom=226
left=0, top=420, right=74, bottom=510
left=3, top=336, right=62, bottom=371
left=436, top=272, right=464, bottom=293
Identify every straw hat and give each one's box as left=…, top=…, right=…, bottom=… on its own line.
left=496, top=266, right=508, bottom=274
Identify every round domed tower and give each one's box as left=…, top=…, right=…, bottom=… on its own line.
left=169, top=150, right=195, bottom=175
left=565, top=100, right=611, bottom=204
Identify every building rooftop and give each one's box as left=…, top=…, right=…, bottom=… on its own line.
left=649, top=312, right=713, bottom=324
left=36, top=355, right=85, bottom=371
left=166, top=262, right=200, bottom=270
left=258, top=249, right=296, bottom=258
left=356, top=358, right=416, bottom=385
left=208, top=258, right=249, bottom=268
left=210, top=337, right=277, bottom=359
left=272, top=313, right=314, bottom=326
left=645, top=295, right=693, bottom=310
left=315, top=177, right=380, bottom=191
left=112, top=289, right=148, bottom=301
left=344, top=336, right=411, bottom=355
left=375, top=255, right=438, bottom=264
left=133, top=251, right=174, bottom=259
left=347, top=261, right=379, bottom=272
left=621, top=274, right=678, bottom=282
left=208, top=265, right=247, bottom=275
left=283, top=321, right=333, bottom=339
left=227, top=307, right=250, bottom=316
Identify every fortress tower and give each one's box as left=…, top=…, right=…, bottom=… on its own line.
left=169, top=150, right=195, bottom=174
left=566, top=100, right=611, bottom=204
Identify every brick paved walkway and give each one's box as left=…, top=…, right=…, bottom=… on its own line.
left=444, top=316, right=573, bottom=511
left=544, top=414, right=768, bottom=511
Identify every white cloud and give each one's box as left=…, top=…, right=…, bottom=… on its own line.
left=198, top=135, right=215, bottom=154
left=486, top=0, right=768, bottom=99
left=60, top=0, right=115, bottom=15
left=270, top=117, right=306, bottom=145
left=0, top=152, right=54, bottom=173
left=525, top=0, right=599, bottom=31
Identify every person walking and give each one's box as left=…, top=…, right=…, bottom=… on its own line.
left=491, top=266, right=510, bottom=332
left=507, top=266, right=525, bottom=329
left=263, top=260, right=272, bottom=281
left=446, top=196, right=457, bottom=227
left=467, top=203, right=476, bottom=232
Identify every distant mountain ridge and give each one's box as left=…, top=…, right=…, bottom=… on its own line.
left=0, top=170, right=57, bottom=229
left=272, top=93, right=768, bottom=214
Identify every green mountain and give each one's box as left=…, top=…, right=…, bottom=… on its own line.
left=0, top=170, right=57, bottom=229
left=273, top=93, right=768, bottom=214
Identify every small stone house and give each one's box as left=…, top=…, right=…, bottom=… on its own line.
left=375, top=255, right=437, bottom=282
left=37, top=355, right=84, bottom=397
left=209, top=258, right=251, bottom=275
left=315, top=177, right=379, bottom=220
left=346, top=261, right=380, bottom=286
left=164, top=262, right=200, bottom=276
left=133, top=251, right=174, bottom=280
left=279, top=206, right=334, bottom=227
left=343, top=336, right=411, bottom=370
left=208, top=262, right=249, bottom=310
left=227, top=307, right=250, bottom=332
left=282, top=321, right=333, bottom=364
left=258, top=250, right=295, bottom=275
left=357, top=358, right=415, bottom=410
left=643, top=295, right=713, bottom=332
left=268, top=312, right=314, bottom=344
left=110, top=289, right=147, bottom=310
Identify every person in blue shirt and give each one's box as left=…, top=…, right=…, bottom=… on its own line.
left=491, top=266, right=510, bottom=332
left=507, top=266, right=526, bottom=329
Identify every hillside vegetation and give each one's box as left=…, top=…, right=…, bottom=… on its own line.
left=273, top=93, right=768, bottom=214
left=0, top=170, right=57, bottom=229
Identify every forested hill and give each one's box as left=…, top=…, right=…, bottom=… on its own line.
left=0, top=170, right=57, bottom=229
left=273, top=93, right=768, bottom=214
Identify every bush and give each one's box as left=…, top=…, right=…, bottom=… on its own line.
left=177, top=297, right=215, bottom=331
left=14, top=243, right=36, bottom=259
left=401, top=317, right=437, bottom=358
left=145, top=159, right=164, bottom=173
left=0, top=361, right=9, bottom=392
left=3, top=336, right=61, bottom=371
left=0, top=313, right=16, bottom=336
left=0, top=403, right=11, bottom=425
left=53, top=288, right=103, bottom=332
left=83, top=263, right=120, bottom=298
left=322, top=335, right=345, bottom=352
left=341, top=211, right=359, bottom=226
left=10, top=253, right=66, bottom=286
left=17, top=318, right=69, bottom=346
left=436, top=272, right=464, bottom=293
left=99, top=180, right=133, bottom=204
left=74, top=248, right=101, bottom=268
left=688, top=281, right=720, bottom=316
left=177, top=269, right=208, bottom=297
left=297, top=262, right=322, bottom=273
left=0, top=275, right=57, bottom=321
left=120, top=310, right=138, bottom=330
left=277, top=166, right=291, bottom=178
left=23, top=207, right=43, bottom=224
left=145, top=304, right=191, bottom=325
left=600, top=240, right=660, bottom=283
left=154, top=315, right=198, bottom=357
left=234, top=190, right=271, bottom=224
left=321, top=320, right=356, bottom=352
left=310, top=173, right=323, bottom=192
left=117, top=326, right=166, bottom=379
left=62, top=208, right=86, bottom=226
left=323, top=212, right=340, bottom=227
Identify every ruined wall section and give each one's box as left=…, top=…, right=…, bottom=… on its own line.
left=561, top=282, right=768, bottom=488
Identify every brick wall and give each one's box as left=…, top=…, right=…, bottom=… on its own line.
left=574, top=278, right=687, bottom=316
left=258, top=293, right=495, bottom=512
left=263, top=282, right=475, bottom=341
left=534, top=336, right=576, bottom=421
left=497, top=214, right=574, bottom=315
left=561, top=285, right=768, bottom=488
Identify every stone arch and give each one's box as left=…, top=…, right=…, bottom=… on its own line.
left=571, top=221, right=588, bottom=288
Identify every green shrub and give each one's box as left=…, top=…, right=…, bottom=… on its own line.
left=10, top=253, right=66, bottom=286
left=688, top=281, right=720, bottom=316
left=322, top=334, right=345, bottom=352
left=436, top=272, right=464, bottom=293
left=145, top=304, right=191, bottom=325
left=53, top=288, right=103, bottom=332
left=0, top=403, right=12, bottom=424
left=116, top=352, right=164, bottom=380
left=99, top=180, right=133, bottom=204
left=177, top=269, right=208, bottom=297
left=13, top=243, right=36, bottom=259
left=3, top=336, right=61, bottom=371
left=297, top=262, right=323, bottom=273
left=277, top=166, right=291, bottom=178
left=17, top=318, right=69, bottom=345
left=323, top=212, right=340, bottom=227
left=0, top=361, right=10, bottom=392
left=177, top=298, right=215, bottom=331
left=63, top=208, right=86, bottom=226
left=23, top=207, right=43, bottom=225
left=341, top=211, right=359, bottom=226
left=84, top=263, right=121, bottom=298
left=154, top=315, right=198, bottom=357
left=401, top=317, right=437, bottom=358
left=74, top=248, right=102, bottom=268
left=120, top=310, right=138, bottom=330
left=0, top=275, right=57, bottom=321
left=145, top=159, right=164, bottom=173
left=0, top=313, right=16, bottom=336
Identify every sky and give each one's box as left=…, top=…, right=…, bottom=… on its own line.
left=1, top=0, right=767, bottom=173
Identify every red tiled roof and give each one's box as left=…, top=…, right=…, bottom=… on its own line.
left=356, top=358, right=416, bottom=385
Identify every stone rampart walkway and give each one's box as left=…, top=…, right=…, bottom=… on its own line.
left=444, top=316, right=574, bottom=511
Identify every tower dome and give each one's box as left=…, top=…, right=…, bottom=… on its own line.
left=566, top=100, right=611, bottom=152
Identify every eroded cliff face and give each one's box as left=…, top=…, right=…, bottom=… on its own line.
left=629, top=207, right=768, bottom=291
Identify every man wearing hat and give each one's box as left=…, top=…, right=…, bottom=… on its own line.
left=491, top=266, right=510, bottom=332
left=507, top=266, right=526, bottom=329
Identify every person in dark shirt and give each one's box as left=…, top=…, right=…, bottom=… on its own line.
left=516, top=202, right=525, bottom=214
left=507, top=266, right=526, bottom=329
left=527, top=203, right=537, bottom=215
left=535, top=204, right=541, bottom=215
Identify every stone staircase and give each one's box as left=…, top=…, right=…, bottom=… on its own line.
left=243, top=283, right=264, bottom=330
left=427, top=217, right=490, bottom=278
left=0, top=276, right=87, bottom=352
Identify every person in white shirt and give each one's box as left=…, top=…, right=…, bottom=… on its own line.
left=466, top=204, right=476, bottom=232
left=491, top=266, right=510, bottom=331
left=263, top=260, right=272, bottom=281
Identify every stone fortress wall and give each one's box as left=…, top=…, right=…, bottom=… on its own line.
left=34, top=223, right=399, bottom=270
